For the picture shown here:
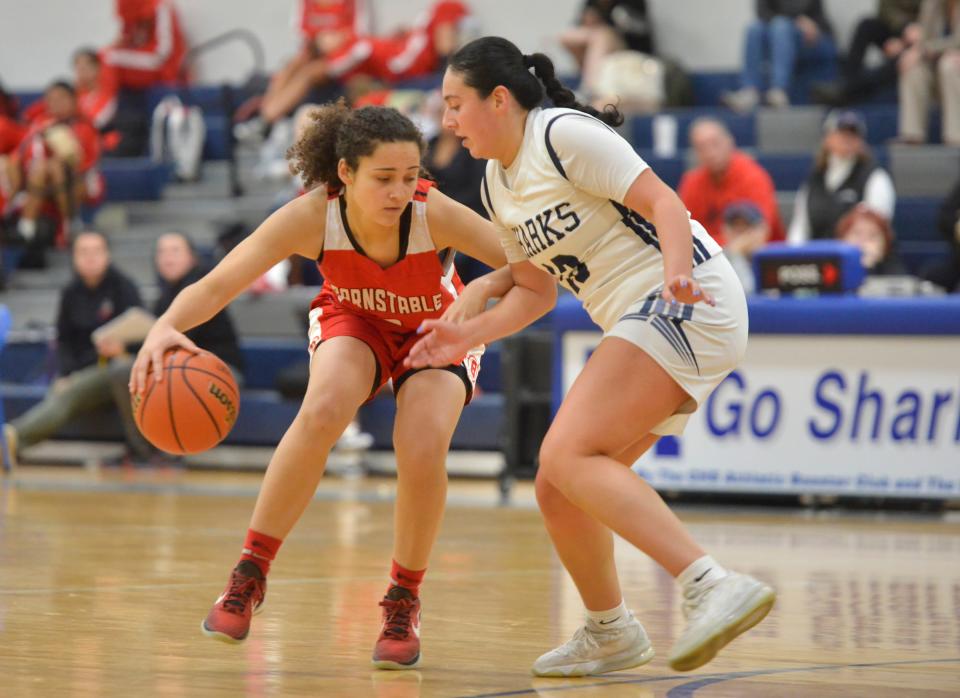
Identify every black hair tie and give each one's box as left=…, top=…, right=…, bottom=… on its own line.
left=522, top=54, right=533, bottom=69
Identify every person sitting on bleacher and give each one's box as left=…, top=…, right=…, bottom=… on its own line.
left=723, top=0, right=837, bottom=112
left=3, top=231, right=142, bottom=468
left=787, top=110, right=896, bottom=244
left=812, top=0, right=922, bottom=106
left=255, top=0, right=370, bottom=129
left=559, top=0, right=655, bottom=103
left=103, top=231, right=245, bottom=466
left=101, top=0, right=187, bottom=91
left=718, top=201, right=771, bottom=294
left=8, top=81, right=104, bottom=252
left=73, top=49, right=120, bottom=132
left=259, top=0, right=473, bottom=129
left=835, top=204, right=906, bottom=276
left=678, top=117, right=785, bottom=246
left=0, top=84, right=26, bottom=213
left=897, top=0, right=960, bottom=145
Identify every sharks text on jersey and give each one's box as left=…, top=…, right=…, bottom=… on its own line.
left=510, top=202, right=581, bottom=257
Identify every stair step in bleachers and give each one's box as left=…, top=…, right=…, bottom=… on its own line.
left=630, top=110, right=756, bottom=150
left=756, top=106, right=825, bottom=154
left=101, top=158, right=171, bottom=201
left=890, top=144, right=960, bottom=197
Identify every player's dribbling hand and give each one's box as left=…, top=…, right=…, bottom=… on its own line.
left=662, top=275, right=716, bottom=306
left=405, top=319, right=471, bottom=369
left=129, top=320, right=200, bottom=394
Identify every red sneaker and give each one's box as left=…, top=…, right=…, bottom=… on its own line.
left=372, top=586, right=422, bottom=669
left=200, top=560, right=266, bottom=643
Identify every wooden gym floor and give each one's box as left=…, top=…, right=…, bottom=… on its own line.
left=1, top=464, right=958, bottom=697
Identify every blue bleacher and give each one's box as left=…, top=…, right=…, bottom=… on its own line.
left=0, top=337, right=506, bottom=451
left=893, top=197, right=951, bottom=272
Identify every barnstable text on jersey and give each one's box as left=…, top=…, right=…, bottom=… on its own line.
left=326, top=281, right=444, bottom=315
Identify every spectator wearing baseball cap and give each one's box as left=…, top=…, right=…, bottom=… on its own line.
left=720, top=201, right=771, bottom=294
left=787, top=109, right=897, bottom=245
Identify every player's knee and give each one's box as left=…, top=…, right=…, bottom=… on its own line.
left=538, top=431, right=576, bottom=488
left=297, top=395, right=354, bottom=438
left=534, top=470, right=567, bottom=512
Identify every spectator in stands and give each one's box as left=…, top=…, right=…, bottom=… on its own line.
left=3, top=231, right=142, bottom=468
left=256, top=0, right=369, bottom=129
left=812, top=0, right=922, bottom=106
left=73, top=49, right=120, bottom=132
left=719, top=201, right=770, bottom=293
left=8, top=81, right=103, bottom=248
left=101, top=0, right=187, bottom=90
left=678, top=117, right=784, bottom=245
left=923, top=170, right=960, bottom=291
left=788, top=110, right=896, bottom=244
left=0, top=83, right=25, bottom=213
left=257, top=1, right=472, bottom=128
left=723, top=0, right=837, bottom=112
left=835, top=204, right=906, bottom=275
left=559, top=0, right=655, bottom=99
left=105, top=231, right=245, bottom=465
left=897, top=0, right=960, bottom=145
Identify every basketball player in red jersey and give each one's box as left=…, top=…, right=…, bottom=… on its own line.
left=129, top=101, right=508, bottom=669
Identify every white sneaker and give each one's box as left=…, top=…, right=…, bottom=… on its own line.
left=668, top=572, right=775, bottom=672
left=335, top=421, right=374, bottom=452
left=765, top=88, right=790, bottom=108
left=721, top=87, right=759, bottom=113
left=531, top=614, right=655, bottom=677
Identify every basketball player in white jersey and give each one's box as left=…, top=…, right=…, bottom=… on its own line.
left=406, top=36, right=776, bottom=676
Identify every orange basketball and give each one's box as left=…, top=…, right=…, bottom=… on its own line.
left=132, top=348, right=240, bottom=455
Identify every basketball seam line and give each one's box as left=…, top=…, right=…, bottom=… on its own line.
left=181, top=353, right=223, bottom=442
left=175, top=366, right=240, bottom=398
left=168, top=353, right=186, bottom=453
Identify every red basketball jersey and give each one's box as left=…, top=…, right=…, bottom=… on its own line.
left=311, top=180, right=464, bottom=332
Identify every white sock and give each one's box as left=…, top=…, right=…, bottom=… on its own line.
left=586, top=600, right=630, bottom=630
left=677, top=555, right=728, bottom=593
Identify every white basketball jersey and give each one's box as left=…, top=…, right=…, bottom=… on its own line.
left=481, top=107, right=722, bottom=331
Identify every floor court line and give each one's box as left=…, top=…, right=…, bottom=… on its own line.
left=456, top=658, right=960, bottom=698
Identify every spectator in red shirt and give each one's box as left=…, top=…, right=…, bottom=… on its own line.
left=10, top=82, right=102, bottom=245
left=259, top=1, right=471, bottom=126
left=678, top=117, right=785, bottom=246
left=74, top=49, right=120, bottom=131
left=101, top=0, right=187, bottom=90
left=258, top=0, right=369, bottom=127
left=0, top=84, right=25, bottom=225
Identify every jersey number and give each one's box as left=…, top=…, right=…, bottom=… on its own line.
left=545, top=254, right=591, bottom=294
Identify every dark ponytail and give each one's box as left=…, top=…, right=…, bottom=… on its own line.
left=449, top=36, right=623, bottom=127
left=287, top=98, right=426, bottom=189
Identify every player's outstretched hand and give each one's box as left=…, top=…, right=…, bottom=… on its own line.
left=406, top=319, right=472, bottom=369
left=662, top=275, right=716, bottom=306
left=129, top=320, right=200, bottom=394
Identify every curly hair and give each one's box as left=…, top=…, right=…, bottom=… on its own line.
left=287, top=99, right=426, bottom=189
